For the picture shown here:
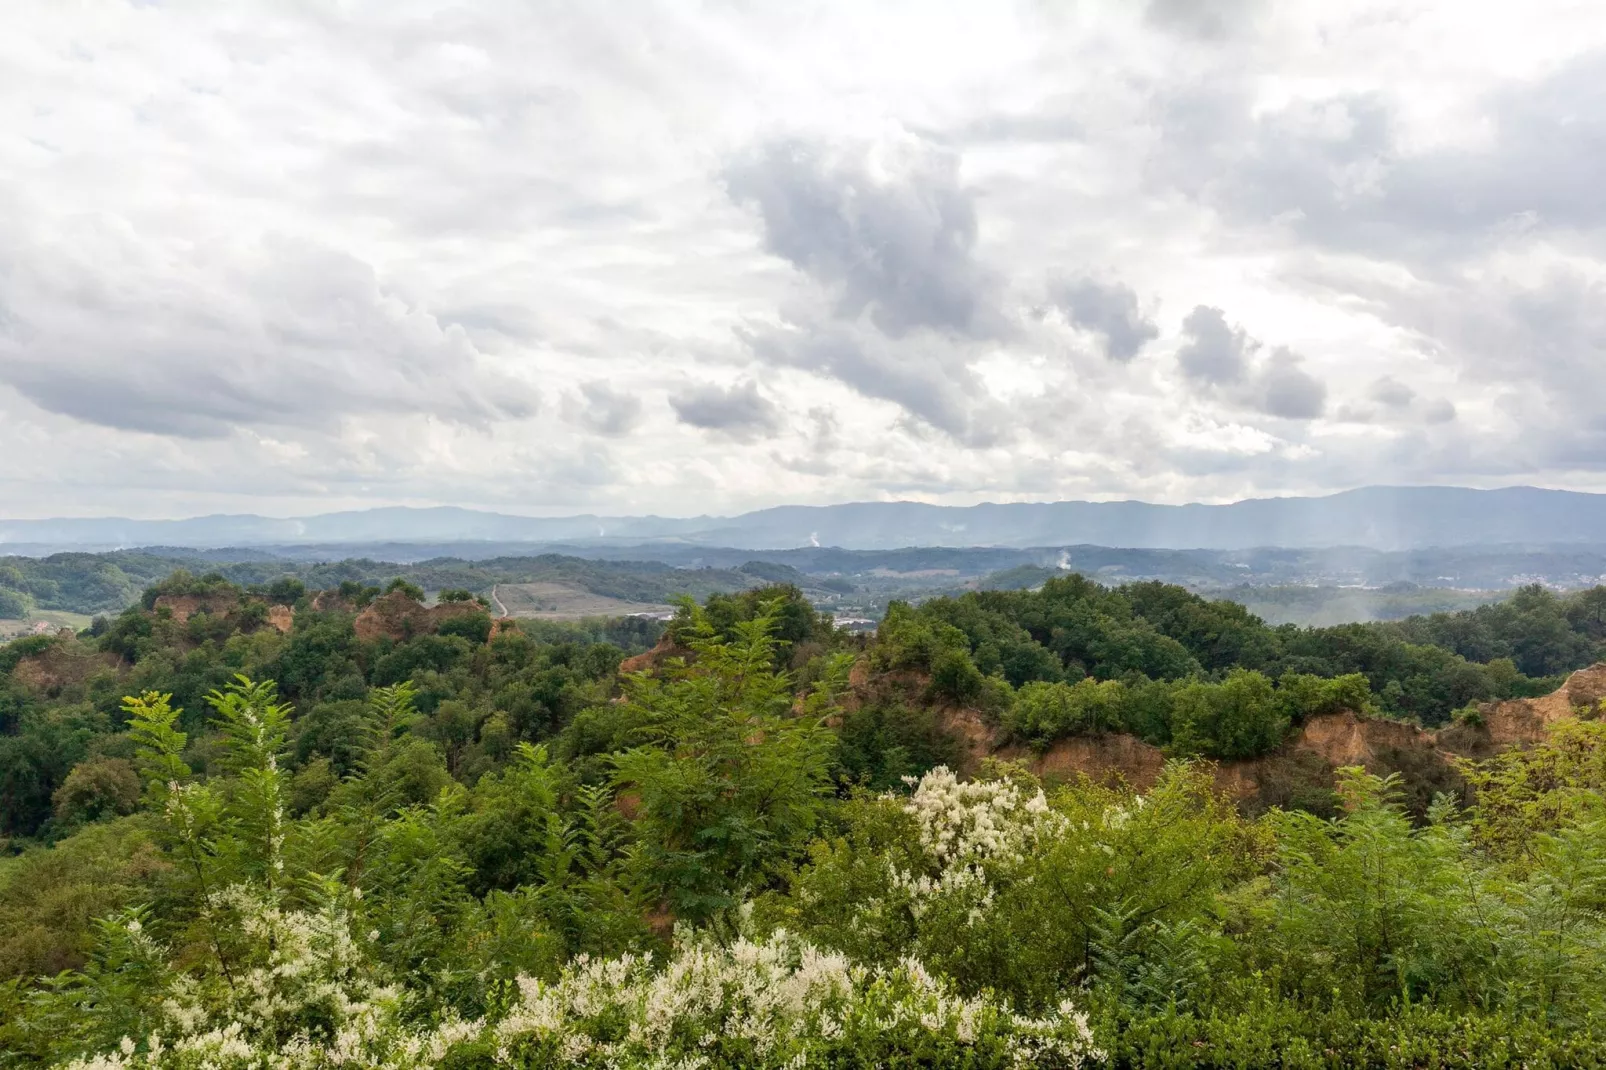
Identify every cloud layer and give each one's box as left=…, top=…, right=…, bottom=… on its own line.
left=2, top=1, right=1605, bottom=518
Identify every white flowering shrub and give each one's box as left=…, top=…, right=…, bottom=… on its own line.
left=902, top=765, right=1058, bottom=867
left=774, top=762, right=1262, bottom=1012
left=54, top=887, right=479, bottom=1070
left=832, top=766, right=1058, bottom=950
left=493, top=928, right=1099, bottom=1069
left=50, top=910, right=1096, bottom=1070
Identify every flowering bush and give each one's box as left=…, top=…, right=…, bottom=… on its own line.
left=494, top=928, right=1099, bottom=1069
left=774, top=761, right=1263, bottom=1012
left=53, top=888, right=478, bottom=1070
left=49, top=911, right=1096, bottom=1070
left=901, top=765, right=1058, bottom=867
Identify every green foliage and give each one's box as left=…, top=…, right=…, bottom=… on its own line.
left=673, top=583, right=836, bottom=670
left=835, top=700, right=960, bottom=790
left=138, top=569, right=238, bottom=612
left=1247, top=769, right=1606, bottom=1024
left=1170, top=670, right=1290, bottom=760
left=263, top=575, right=306, bottom=605
left=1457, top=717, right=1606, bottom=860
left=612, top=600, right=841, bottom=921
left=0, top=702, right=112, bottom=838
left=0, top=553, right=146, bottom=614
left=6, top=573, right=1606, bottom=1068
left=386, top=577, right=427, bottom=602
left=0, top=586, right=32, bottom=619
left=52, top=759, right=140, bottom=827
left=0, top=818, right=164, bottom=982
left=895, top=576, right=1600, bottom=731
left=1003, top=669, right=1377, bottom=758
left=437, top=610, right=493, bottom=645
left=123, top=691, right=191, bottom=797
left=1008, top=677, right=1128, bottom=742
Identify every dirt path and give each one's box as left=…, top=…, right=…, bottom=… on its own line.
left=490, top=584, right=509, bottom=617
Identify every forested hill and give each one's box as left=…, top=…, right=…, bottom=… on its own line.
left=0, top=550, right=808, bottom=618
left=5, top=573, right=1606, bottom=1065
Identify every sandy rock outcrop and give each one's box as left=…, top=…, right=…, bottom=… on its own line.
left=618, top=635, right=691, bottom=675
left=152, top=593, right=239, bottom=623
left=1464, top=662, right=1606, bottom=748
left=1297, top=710, right=1431, bottom=767
left=1008, top=733, right=1168, bottom=791
left=352, top=592, right=486, bottom=643
left=10, top=637, right=121, bottom=697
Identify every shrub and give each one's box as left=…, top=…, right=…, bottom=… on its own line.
left=494, top=929, right=1101, bottom=1069
left=52, top=757, right=141, bottom=825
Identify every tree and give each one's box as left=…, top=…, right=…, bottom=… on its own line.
left=386, top=578, right=426, bottom=602
left=1170, top=669, right=1289, bottom=759
left=52, top=758, right=141, bottom=825
left=611, top=599, right=844, bottom=921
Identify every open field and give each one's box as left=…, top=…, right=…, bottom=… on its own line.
left=492, top=581, right=674, bottom=620
left=1204, top=585, right=1508, bottom=627
left=0, top=610, right=94, bottom=640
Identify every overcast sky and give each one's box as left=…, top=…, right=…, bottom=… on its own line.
left=4, top=0, right=1606, bottom=519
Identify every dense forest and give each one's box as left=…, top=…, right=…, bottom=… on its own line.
left=3, top=570, right=1606, bottom=1067
left=0, top=552, right=809, bottom=618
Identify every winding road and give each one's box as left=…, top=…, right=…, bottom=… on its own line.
left=490, top=584, right=509, bottom=618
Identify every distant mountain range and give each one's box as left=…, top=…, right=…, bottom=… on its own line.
left=5, top=486, right=1606, bottom=553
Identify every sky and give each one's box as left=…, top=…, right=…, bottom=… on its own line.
left=4, top=0, right=1606, bottom=520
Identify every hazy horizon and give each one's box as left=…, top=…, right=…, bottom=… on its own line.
left=8, top=486, right=1606, bottom=554
left=0, top=481, right=1589, bottom=525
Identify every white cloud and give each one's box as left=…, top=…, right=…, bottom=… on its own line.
left=669, top=379, right=783, bottom=441
left=4, top=0, right=1606, bottom=518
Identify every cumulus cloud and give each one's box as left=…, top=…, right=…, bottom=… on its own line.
left=0, top=227, right=535, bottom=439
left=725, top=131, right=1013, bottom=446
left=669, top=380, right=783, bottom=441
left=1177, top=306, right=1252, bottom=385
left=741, top=320, right=1005, bottom=446
left=1369, top=377, right=1416, bottom=409
left=1048, top=276, right=1159, bottom=362
left=2, top=2, right=1605, bottom=516
left=1175, top=307, right=1326, bottom=420
left=1355, top=266, right=1606, bottom=466
left=1423, top=399, right=1458, bottom=424
left=567, top=381, right=644, bottom=437
left=1175, top=51, right=1606, bottom=269
left=1257, top=350, right=1328, bottom=420
left=725, top=135, right=998, bottom=338
left=1145, top=0, right=1264, bottom=40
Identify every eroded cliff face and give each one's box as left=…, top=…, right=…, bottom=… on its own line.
left=618, top=634, right=690, bottom=675
left=870, top=659, right=1606, bottom=812
left=153, top=593, right=294, bottom=633
left=9, top=635, right=118, bottom=698
left=351, top=591, right=484, bottom=643
left=1479, top=662, right=1606, bottom=746
left=998, top=733, right=1166, bottom=791
left=152, top=593, right=239, bottom=623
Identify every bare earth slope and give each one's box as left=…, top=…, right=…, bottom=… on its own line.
left=862, top=662, right=1606, bottom=811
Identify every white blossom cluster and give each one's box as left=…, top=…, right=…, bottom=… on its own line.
left=899, top=766, right=1056, bottom=867
left=876, top=766, right=1069, bottom=926
left=57, top=895, right=1098, bottom=1070
left=494, top=928, right=1100, bottom=1068
left=59, top=889, right=477, bottom=1070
